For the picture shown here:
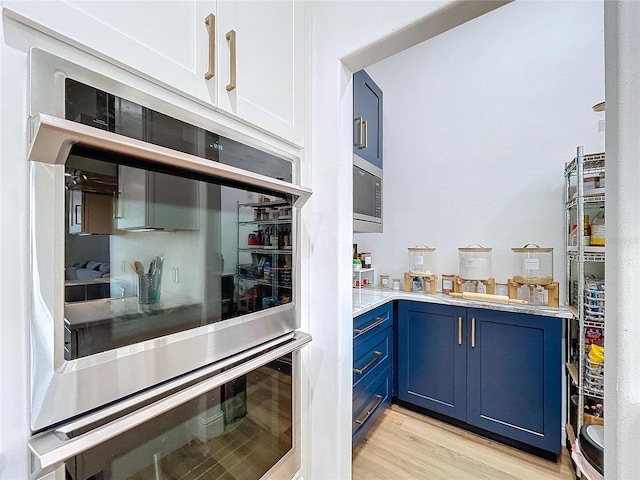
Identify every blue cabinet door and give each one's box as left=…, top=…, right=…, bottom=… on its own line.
left=466, top=308, right=562, bottom=453
left=397, top=301, right=467, bottom=420
left=353, top=69, right=383, bottom=169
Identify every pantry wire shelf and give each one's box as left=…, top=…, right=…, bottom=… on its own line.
left=585, top=319, right=605, bottom=329
left=565, top=194, right=606, bottom=210
left=567, top=251, right=606, bottom=263
left=564, top=152, right=606, bottom=177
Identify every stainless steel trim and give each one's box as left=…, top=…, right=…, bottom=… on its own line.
left=28, top=114, right=311, bottom=208
left=353, top=316, right=384, bottom=336
left=29, top=332, right=311, bottom=476
left=352, top=154, right=382, bottom=233
left=353, top=153, right=382, bottom=178
left=353, top=351, right=383, bottom=375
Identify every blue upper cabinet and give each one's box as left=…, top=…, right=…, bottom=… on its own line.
left=353, top=69, right=383, bottom=169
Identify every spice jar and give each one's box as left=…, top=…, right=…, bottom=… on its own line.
left=379, top=274, right=390, bottom=288
left=441, top=274, right=455, bottom=295
left=392, top=278, right=401, bottom=290
left=360, top=252, right=372, bottom=269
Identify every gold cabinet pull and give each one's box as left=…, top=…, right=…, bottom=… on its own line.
left=353, top=316, right=384, bottom=336
left=355, top=395, right=383, bottom=425
left=354, top=116, right=364, bottom=147
left=204, top=14, right=215, bottom=80
left=458, top=317, right=462, bottom=345
left=353, top=351, right=383, bottom=375
left=226, top=29, right=236, bottom=91
left=471, top=317, right=476, bottom=348
left=362, top=119, right=368, bottom=149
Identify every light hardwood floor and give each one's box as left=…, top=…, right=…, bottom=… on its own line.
left=352, top=405, right=575, bottom=480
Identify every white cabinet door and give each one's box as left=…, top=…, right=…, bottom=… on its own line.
left=214, top=0, right=305, bottom=144
left=4, top=0, right=304, bottom=144
left=3, top=0, right=216, bottom=103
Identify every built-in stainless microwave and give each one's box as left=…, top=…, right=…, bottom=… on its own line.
left=353, top=154, right=382, bottom=233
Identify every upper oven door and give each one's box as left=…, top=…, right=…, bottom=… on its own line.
left=28, top=51, right=311, bottom=432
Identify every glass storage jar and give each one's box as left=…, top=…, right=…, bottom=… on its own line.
left=458, top=245, right=492, bottom=280
left=408, top=246, right=436, bottom=275
left=511, top=245, right=553, bottom=285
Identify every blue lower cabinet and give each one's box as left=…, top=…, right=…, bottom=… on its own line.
left=353, top=328, right=391, bottom=399
left=352, top=365, right=391, bottom=448
left=397, top=301, right=562, bottom=455
left=352, top=304, right=393, bottom=448
left=397, top=302, right=466, bottom=420
left=466, top=308, right=562, bottom=453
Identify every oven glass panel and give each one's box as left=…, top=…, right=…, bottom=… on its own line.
left=64, top=355, right=293, bottom=479
left=65, top=78, right=293, bottom=182
left=64, top=152, right=295, bottom=360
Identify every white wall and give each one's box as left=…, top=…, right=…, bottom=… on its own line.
left=307, top=2, right=494, bottom=478
left=355, top=1, right=604, bottom=293
left=604, top=1, right=640, bottom=478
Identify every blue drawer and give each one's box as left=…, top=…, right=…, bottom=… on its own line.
left=352, top=364, right=391, bottom=447
left=353, top=327, right=391, bottom=399
left=353, top=303, right=392, bottom=348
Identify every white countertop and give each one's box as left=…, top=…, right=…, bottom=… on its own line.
left=353, top=287, right=573, bottom=319
left=65, top=293, right=201, bottom=327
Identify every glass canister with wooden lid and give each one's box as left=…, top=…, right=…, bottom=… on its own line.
left=408, top=246, right=436, bottom=276
left=458, top=245, right=492, bottom=280
left=511, top=245, right=553, bottom=285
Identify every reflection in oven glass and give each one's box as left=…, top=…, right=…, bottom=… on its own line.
left=63, top=151, right=296, bottom=360
left=66, top=356, right=292, bottom=479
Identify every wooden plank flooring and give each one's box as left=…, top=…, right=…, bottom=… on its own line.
left=353, top=405, right=575, bottom=480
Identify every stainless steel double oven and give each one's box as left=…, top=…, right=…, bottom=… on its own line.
left=27, top=49, right=311, bottom=480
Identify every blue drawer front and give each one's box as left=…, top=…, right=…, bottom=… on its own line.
left=353, top=327, right=391, bottom=398
left=352, top=364, right=391, bottom=448
left=353, top=303, right=392, bottom=348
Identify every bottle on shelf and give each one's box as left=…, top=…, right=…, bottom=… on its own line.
left=583, top=215, right=591, bottom=246
left=591, top=210, right=605, bottom=246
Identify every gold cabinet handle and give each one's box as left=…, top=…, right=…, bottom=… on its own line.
left=204, top=14, right=215, bottom=80
left=362, top=119, right=368, bottom=149
left=355, top=394, right=383, bottom=425
left=226, top=29, right=236, bottom=91
left=353, top=351, right=383, bottom=375
left=471, top=317, right=476, bottom=348
left=353, top=316, right=384, bottom=336
left=354, top=116, right=364, bottom=147
left=458, top=317, right=462, bottom=345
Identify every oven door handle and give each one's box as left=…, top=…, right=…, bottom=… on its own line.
left=28, top=331, right=311, bottom=477
left=27, top=113, right=312, bottom=208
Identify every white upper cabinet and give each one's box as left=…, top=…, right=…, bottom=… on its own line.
left=3, top=0, right=305, bottom=145
left=212, top=1, right=304, bottom=144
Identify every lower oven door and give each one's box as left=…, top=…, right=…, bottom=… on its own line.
left=29, top=332, right=310, bottom=480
